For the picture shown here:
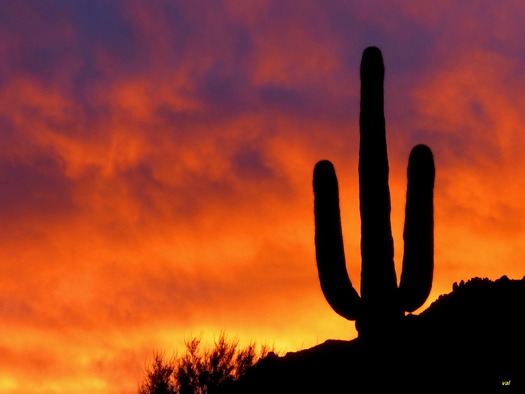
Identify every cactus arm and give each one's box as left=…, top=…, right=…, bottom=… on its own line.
left=399, top=144, right=435, bottom=312
left=313, top=160, right=361, bottom=321
left=358, top=47, right=397, bottom=308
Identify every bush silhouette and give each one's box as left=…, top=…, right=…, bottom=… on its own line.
left=138, top=333, right=273, bottom=394
left=313, top=46, right=435, bottom=339
left=139, top=351, right=177, bottom=394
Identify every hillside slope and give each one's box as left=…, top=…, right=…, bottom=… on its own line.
left=221, top=276, right=525, bottom=393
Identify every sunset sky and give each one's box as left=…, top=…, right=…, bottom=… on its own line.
left=2, top=1, right=525, bottom=392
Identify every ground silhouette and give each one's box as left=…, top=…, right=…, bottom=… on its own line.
left=220, top=276, right=525, bottom=393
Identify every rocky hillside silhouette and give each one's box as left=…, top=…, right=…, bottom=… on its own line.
left=220, top=276, right=525, bottom=393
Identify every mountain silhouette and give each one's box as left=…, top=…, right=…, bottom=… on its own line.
left=219, top=276, right=525, bottom=393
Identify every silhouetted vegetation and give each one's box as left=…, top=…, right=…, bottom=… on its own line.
left=139, top=351, right=177, bottom=394
left=313, top=46, right=435, bottom=339
left=138, top=333, right=274, bottom=394
left=142, top=46, right=525, bottom=393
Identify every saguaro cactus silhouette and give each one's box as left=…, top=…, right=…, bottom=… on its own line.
left=313, top=47, right=435, bottom=339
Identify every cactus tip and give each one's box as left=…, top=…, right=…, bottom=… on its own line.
left=360, top=46, right=384, bottom=81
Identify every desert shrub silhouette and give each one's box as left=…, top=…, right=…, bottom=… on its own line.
left=313, top=46, right=435, bottom=339
left=139, top=351, right=177, bottom=394
left=138, top=333, right=272, bottom=394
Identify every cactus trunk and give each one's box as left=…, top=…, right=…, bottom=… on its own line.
left=359, top=47, right=400, bottom=333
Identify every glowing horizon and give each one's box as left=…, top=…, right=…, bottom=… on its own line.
left=1, top=1, right=525, bottom=392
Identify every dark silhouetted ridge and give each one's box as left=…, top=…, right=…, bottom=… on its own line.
left=220, top=276, right=525, bottom=393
